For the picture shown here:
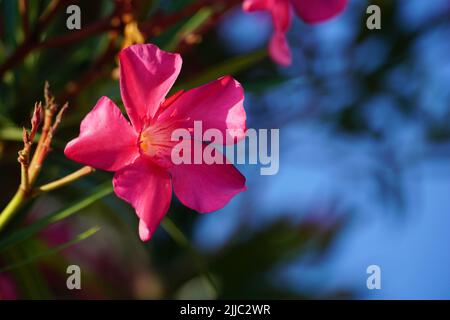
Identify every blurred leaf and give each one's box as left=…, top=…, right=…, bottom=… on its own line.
left=3, top=245, right=52, bottom=298
left=173, top=50, right=267, bottom=92
left=0, top=114, right=16, bottom=126
left=0, top=182, right=112, bottom=251
left=0, top=226, right=100, bottom=273
left=208, top=218, right=346, bottom=298
left=243, top=75, right=292, bottom=93
left=175, top=275, right=217, bottom=299
left=162, top=0, right=195, bottom=12
left=0, top=0, right=19, bottom=47
left=0, top=126, right=39, bottom=142
left=164, top=7, right=213, bottom=52
left=0, top=125, right=68, bottom=148
left=161, top=216, right=218, bottom=295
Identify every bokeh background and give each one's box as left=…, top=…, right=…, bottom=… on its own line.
left=1, top=0, right=450, bottom=299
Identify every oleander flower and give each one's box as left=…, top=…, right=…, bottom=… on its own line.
left=65, top=44, right=247, bottom=241
left=243, top=0, right=348, bottom=66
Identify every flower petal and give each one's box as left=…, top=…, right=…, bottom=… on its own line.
left=243, top=0, right=292, bottom=66
left=243, top=0, right=291, bottom=31
left=292, top=0, right=348, bottom=24
left=169, top=142, right=246, bottom=213
left=113, top=157, right=172, bottom=241
left=158, top=76, right=246, bottom=143
left=242, top=0, right=269, bottom=11
left=269, top=30, right=292, bottom=66
left=270, top=0, right=291, bottom=32
left=64, top=96, right=139, bottom=171
left=119, top=44, right=182, bottom=131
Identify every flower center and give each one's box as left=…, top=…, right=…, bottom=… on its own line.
left=138, top=121, right=178, bottom=168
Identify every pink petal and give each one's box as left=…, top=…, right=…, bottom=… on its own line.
left=269, top=30, right=292, bottom=66
left=242, top=0, right=292, bottom=66
left=158, top=76, right=246, bottom=144
left=242, top=0, right=269, bottom=11
left=64, top=96, right=139, bottom=172
left=243, top=0, right=291, bottom=32
left=270, top=0, right=291, bottom=32
left=292, top=0, right=348, bottom=24
left=169, top=142, right=246, bottom=213
left=113, top=157, right=172, bottom=241
left=119, top=44, right=182, bottom=131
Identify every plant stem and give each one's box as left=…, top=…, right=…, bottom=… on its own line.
left=0, top=166, right=95, bottom=234
left=0, top=189, right=26, bottom=234
left=33, top=166, right=95, bottom=195
left=0, top=182, right=113, bottom=250
left=20, top=161, right=29, bottom=191
left=1, top=181, right=219, bottom=296
left=28, top=108, right=54, bottom=185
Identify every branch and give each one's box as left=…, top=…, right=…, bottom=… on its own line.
left=33, top=166, right=95, bottom=196
left=18, top=0, right=29, bottom=37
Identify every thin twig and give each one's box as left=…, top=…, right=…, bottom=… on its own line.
left=28, top=83, right=58, bottom=184
left=18, top=0, right=29, bottom=38
left=33, top=166, right=95, bottom=196
left=28, top=83, right=68, bottom=186
left=18, top=128, right=30, bottom=192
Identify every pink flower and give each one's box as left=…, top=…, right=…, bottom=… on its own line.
left=65, top=44, right=247, bottom=241
left=243, top=0, right=348, bottom=66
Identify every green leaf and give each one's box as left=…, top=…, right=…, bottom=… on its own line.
left=0, top=126, right=37, bottom=142
left=0, top=125, right=67, bottom=149
left=0, top=226, right=100, bottom=273
left=164, top=7, right=214, bottom=52
left=163, top=0, right=196, bottom=13
left=0, top=114, right=16, bottom=127
left=243, top=75, right=294, bottom=93
left=1, top=0, right=19, bottom=47
left=0, top=182, right=113, bottom=251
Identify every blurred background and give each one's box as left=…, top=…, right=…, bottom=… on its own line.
left=1, top=0, right=450, bottom=299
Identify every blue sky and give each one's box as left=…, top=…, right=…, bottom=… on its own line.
left=193, top=0, right=450, bottom=299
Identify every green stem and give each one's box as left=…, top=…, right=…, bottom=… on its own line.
left=0, top=189, right=26, bottom=234
left=0, top=166, right=95, bottom=234
left=0, top=182, right=113, bottom=250
left=0, top=181, right=218, bottom=296
left=33, top=166, right=95, bottom=196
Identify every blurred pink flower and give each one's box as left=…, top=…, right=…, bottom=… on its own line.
left=0, top=274, right=18, bottom=300
left=65, top=44, right=247, bottom=241
left=243, top=0, right=348, bottom=66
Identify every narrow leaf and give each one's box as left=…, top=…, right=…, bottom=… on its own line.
left=172, top=50, right=267, bottom=92
left=0, top=226, right=100, bottom=273
left=0, top=182, right=112, bottom=251
left=165, top=7, right=213, bottom=51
